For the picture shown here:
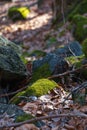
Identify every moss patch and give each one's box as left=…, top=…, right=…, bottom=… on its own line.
left=72, top=14, right=87, bottom=41
left=66, top=55, right=84, bottom=65
left=31, top=63, right=51, bottom=82
left=75, top=60, right=87, bottom=79
left=82, top=39, right=87, bottom=58
left=11, top=78, right=58, bottom=104
left=16, top=113, right=34, bottom=122
left=68, top=0, right=87, bottom=20
left=8, top=6, right=30, bottom=21
left=26, top=78, right=57, bottom=96
left=29, top=50, right=46, bottom=58
left=16, top=113, right=42, bottom=127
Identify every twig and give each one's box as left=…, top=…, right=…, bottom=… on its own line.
left=63, top=81, right=87, bottom=104
left=61, top=0, right=66, bottom=24
left=68, top=45, right=79, bottom=61
left=48, top=64, right=87, bottom=79
left=0, top=113, right=87, bottom=128
left=0, top=85, right=29, bottom=98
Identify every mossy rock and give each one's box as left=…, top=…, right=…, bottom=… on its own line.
left=0, top=35, right=22, bottom=56
left=72, top=14, right=87, bottom=41
left=66, top=55, right=84, bottom=65
left=68, top=0, right=87, bottom=20
left=16, top=113, right=43, bottom=127
left=16, top=113, right=34, bottom=122
left=82, top=39, right=87, bottom=58
left=8, top=6, right=30, bottom=21
left=75, top=59, right=87, bottom=79
left=11, top=78, right=58, bottom=104
left=72, top=88, right=87, bottom=105
left=31, top=63, right=51, bottom=83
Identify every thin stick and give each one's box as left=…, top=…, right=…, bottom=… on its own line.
left=0, top=85, right=28, bottom=98
left=63, top=81, right=87, bottom=104
left=0, top=113, right=87, bottom=128
left=48, top=64, right=87, bottom=79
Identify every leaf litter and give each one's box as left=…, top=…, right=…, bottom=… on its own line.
left=0, top=0, right=87, bottom=129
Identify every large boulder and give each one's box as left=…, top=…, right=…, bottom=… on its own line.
left=0, top=45, right=28, bottom=85
left=32, top=41, right=83, bottom=82
left=0, top=35, right=22, bottom=56
left=54, top=41, right=83, bottom=57
left=32, top=53, right=69, bottom=82
left=0, top=103, right=25, bottom=120
left=0, top=103, right=41, bottom=127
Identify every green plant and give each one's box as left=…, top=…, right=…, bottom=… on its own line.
left=72, top=14, right=87, bottom=41
left=82, top=39, right=87, bottom=58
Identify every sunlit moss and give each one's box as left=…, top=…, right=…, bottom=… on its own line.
left=20, top=56, right=28, bottom=64
left=66, top=55, right=84, bottom=65
left=11, top=78, right=58, bottom=104
left=8, top=6, right=30, bottom=21
left=26, top=78, right=57, bottom=97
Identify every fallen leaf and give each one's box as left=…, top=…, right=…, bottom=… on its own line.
left=15, top=124, right=40, bottom=130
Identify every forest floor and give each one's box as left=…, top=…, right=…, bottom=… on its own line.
left=0, top=0, right=73, bottom=53
left=0, top=0, right=87, bottom=130
left=0, top=0, right=53, bottom=52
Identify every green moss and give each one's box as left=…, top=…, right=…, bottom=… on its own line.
left=72, top=14, right=87, bottom=41
left=75, top=61, right=87, bottom=79
left=31, top=63, right=51, bottom=82
left=11, top=91, right=26, bottom=104
left=68, top=0, right=87, bottom=20
left=26, top=78, right=57, bottom=97
left=72, top=90, right=86, bottom=105
left=16, top=113, right=34, bottom=122
left=20, top=56, right=28, bottom=64
left=11, top=78, right=58, bottom=104
left=66, top=55, right=87, bottom=79
left=8, top=6, right=30, bottom=21
left=82, top=39, right=87, bottom=58
left=66, top=55, right=84, bottom=65
left=29, top=50, right=46, bottom=58
left=16, top=113, right=41, bottom=127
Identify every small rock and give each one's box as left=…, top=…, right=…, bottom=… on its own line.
left=54, top=41, right=83, bottom=57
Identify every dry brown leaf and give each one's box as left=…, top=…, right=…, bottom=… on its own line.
left=64, top=124, right=75, bottom=130
left=15, top=124, right=40, bottom=130
left=23, top=102, right=38, bottom=115
left=79, top=105, right=87, bottom=113
left=52, top=126, right=59, bottom=130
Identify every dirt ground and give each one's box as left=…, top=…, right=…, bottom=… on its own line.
left=0, top=0, right=53, bottom=52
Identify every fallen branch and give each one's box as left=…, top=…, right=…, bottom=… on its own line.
left=48, top=64, right=87, bottom=79
left=0, top=113, right=87, bottom=129
left=0, top=85, right=28, bottom=98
